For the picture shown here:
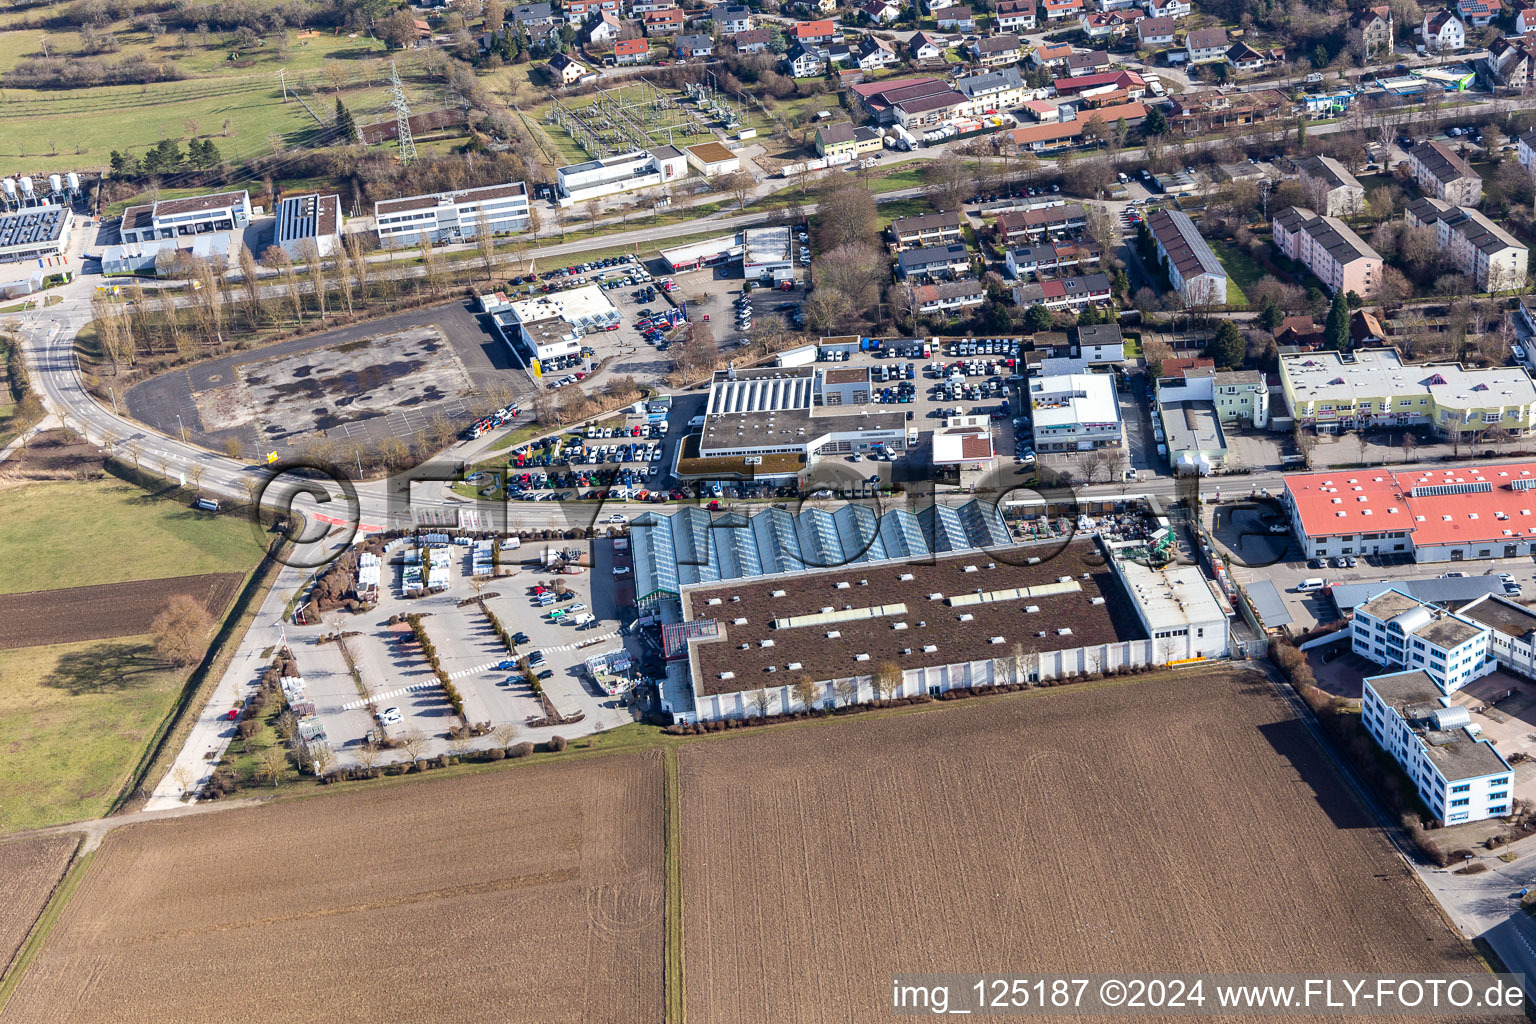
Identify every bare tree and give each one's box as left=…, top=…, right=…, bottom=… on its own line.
left=874, top=662, right=902, bottom=702
left=493, top=722, right=520, bottom=748
left=448, top=735, right=473, bottom=761
left=307, top=743, right=336, bottom=778
left=835, top=678, right=859, bottom=707
left=751, top=688, right=772, bottom=719
left=151, top=595, right=213, bottom=666
left=356, top=741, right=381, bottom=774
left=171, top=763, right=195, bottom=797
left=399, top=729, right=428, bottom=764
left=257, top=746, right=288, bottom=787
left=791, top=675, right=818, bottom=712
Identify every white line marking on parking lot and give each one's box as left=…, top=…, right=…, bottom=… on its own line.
left=341, top=680, right=439, bottom=711
left=449, top=660, right=504, bottom=680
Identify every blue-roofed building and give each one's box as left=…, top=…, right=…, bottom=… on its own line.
left=711, top=513, right=762, bottom=580
left=957, top=498, right=1011, bottom=548
left=877, top=508, right=931, bottom=560
left=751, top=506, right=804, bottom=574
left=672, top=505, right=721, bottom=588
left=630, top=510, right=680, bottom=605
left=833, top=503, right=885, bottom=563
left=919, top=503, right=971, bottom=552
left=796, top=507, right=847, bottom=569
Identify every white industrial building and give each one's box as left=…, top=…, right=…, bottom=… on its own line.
left=374, top=181, right=530, bottom=248
left=486, top=284, right=620, bottom=366
left=742, top=226, right=792, bottom=282
left=0, top=205, right=72, bottom=265
left=1349, top=588, right=1494, bottom=693
left=119, top=191, right=251, bottom=243
left=556, top=148, right=688, bottom=207
left=275, top=193, right=343, bottom=260
left=1110, top=558, right=1231, bottom=663
left=683, top=141, right=742, bottom=177
left=1028, top=372, right=1123, bottom=451
left=698, top=365, right=906, bottom=460
left=100, top=234, right=231, bottom=277
left=1362, top=670, right=1512, bottom=825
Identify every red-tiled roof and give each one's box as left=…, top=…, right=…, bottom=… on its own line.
left=1287, top=463, right=1536, bottom=547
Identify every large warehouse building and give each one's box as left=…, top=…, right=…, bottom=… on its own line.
left=1284, top=461, right=1536, bottom=562
left=645, top=525, right=1230, bottom=722
left=374, top=181, right=529, bottom=248
left=698, top=366, right=906, bottom=460
left=555, top=148, right=688, bottom=207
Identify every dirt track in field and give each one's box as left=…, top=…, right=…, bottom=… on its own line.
left=0, top=574, right=244, bottom=649
left=678, top=670, right=1484, bottom=1024
left=0, top=754, right=664, bottom=1024
left=0, top=836, right=76, bottom=980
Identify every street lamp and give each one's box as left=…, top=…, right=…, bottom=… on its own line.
left=176, top=414, right=186, bottom=442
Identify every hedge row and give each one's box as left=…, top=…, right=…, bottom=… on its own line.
left=404, top=613, right=467, bottom=720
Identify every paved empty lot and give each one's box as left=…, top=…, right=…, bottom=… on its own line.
left=125, top=299, right=530, bottom=457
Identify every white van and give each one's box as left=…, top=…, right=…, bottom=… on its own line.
left=1296, top=578, right=1327, bottom=593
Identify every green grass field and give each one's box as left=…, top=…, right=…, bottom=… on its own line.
left=0, top=26, right=439, bottom=170
left=0, top=636, right=184, bottom=831
left=1208, top=237, right=1261, bottom=308
left=0, top=477, right=264, bottom=831
left=0, top=478, right=262, bottom=595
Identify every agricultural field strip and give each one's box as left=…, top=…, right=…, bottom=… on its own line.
left=0, top=755, right=665, bottom=1023
left=0, top=837, right=77, bottom=980
left=677, top=670, right=1486, bottom=1024
left=0, top=573, right=244, bottom=650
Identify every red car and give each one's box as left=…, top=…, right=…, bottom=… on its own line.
left=224, top=708, right=239, bottom=721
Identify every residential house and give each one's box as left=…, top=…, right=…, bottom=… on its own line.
left=1351, top=308, right=1388, bottom=347
left=861, top=0, right=903, bottom=21
left=732, top=27, right=771, bottom=52
left=1406, top=197, right=1530, bottom=292
left=971, top=33, right=1023, bottom=65
left=615, top=36, right=652, bottom=63
left=1137, top=15, right=1176, bottom=46
left=794, top=18, right=838, bottom=44
left=1144, top=0, right=1191, bottom=16
left=1145, top=208, right=1227, bottom=306
left=1296, top=154, right=1366, bottom=217
left=711, top=2, right=754, bottom=33
left=995, top=202, right=1088, bottom=243
left=1489, top=35, right=1536, bottom=88
left=912, top=279, right=987, bottom=315
left=643, top=6, right=685, bottom=33
left=676, top=33, right=714, bottom=58
left=815, top=121, right=859, bottom=157
left=909, top=31, right=945, bottom=60
left=547, top=52, right=589, bottom=85
left=566, top=0, right=620, bottom=16
left=1011, top=273, right=1113, bottom=314
left=1353, top=5, right=1394, bottom=57
left=891, top=84, right=968, bottom=125
left=1271, top=206, right=1384, bottom=298
left=896, top=243, right=973, bottom=279
left=1166, top=89, right=1287, bottom=134
left=1186, top=27, right=1228, bottom=62
left=1226, top=41, right=1267, bottom=71
left=890, top=210, right=966, bottom=249
left=854, top=34, right=901, bottom=68
left=1082, top=9, right=1143, bottom=36
left=586, top=11, right=624, bottom=43
left=851, top=76, right=949, bottom=120
left=1457, top=0, right=1498, bottom=26
left=1519, top=4, right=1536, bottom=32
left=955, top=66, right=1027, bottom=111
left=937, top=6, right=975, bottom=29
left=511, top=2, right=559, bottom=26
left=1008, top=101, right=1147, bottom=150
left=1005, top=239, right=1103, bottom=276
left=997, top=0, right=1039, bottom=30
left=1406, top=140, right=1482, bottom=206
left=1064, top=50, right=1112, bottom=76
left=1042, top=0, right=1084, bottom=18
left=784, top=42, right=828, bottom=77
left=1422, top=9, right=1465, bottom=50
left=1031, top=40, right=1075, bottom=67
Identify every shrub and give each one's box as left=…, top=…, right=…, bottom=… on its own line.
left=510, top=741, right=534, bottom=758
left=548, top=735, right=568, bottom=752
left=1454, top=861, right=1488, bottom=875
left=487, top=746, right=506, bottom=761
left=237, top=719, right=262, bottom=740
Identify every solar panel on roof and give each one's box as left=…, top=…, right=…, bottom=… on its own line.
left=1410, top=481, right=1492, bottom=498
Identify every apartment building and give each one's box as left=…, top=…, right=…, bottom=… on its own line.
left=1145, top=208, right=1227, bottom=306
left=888, top=210, right=965, bottom=250
left=1405, top=140, right=1482, bottom=206
left=995, top=202, right=1087, bottom=243
left=1295, top=154, right=1365, bottom=217
left=1271, top=206, right=1382, bottom=298
left=895, top=243, right=972, bottom=280
left=1406, top=197, right=1529, bottom=293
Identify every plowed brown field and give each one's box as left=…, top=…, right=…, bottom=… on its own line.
left=679, top=670, right=1483, bottom=1024
left=0, top=755, right=664, bottom=1024
left=0, top=574, right=244, bottom=650
left=0, top=836, right=76, bottom=978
